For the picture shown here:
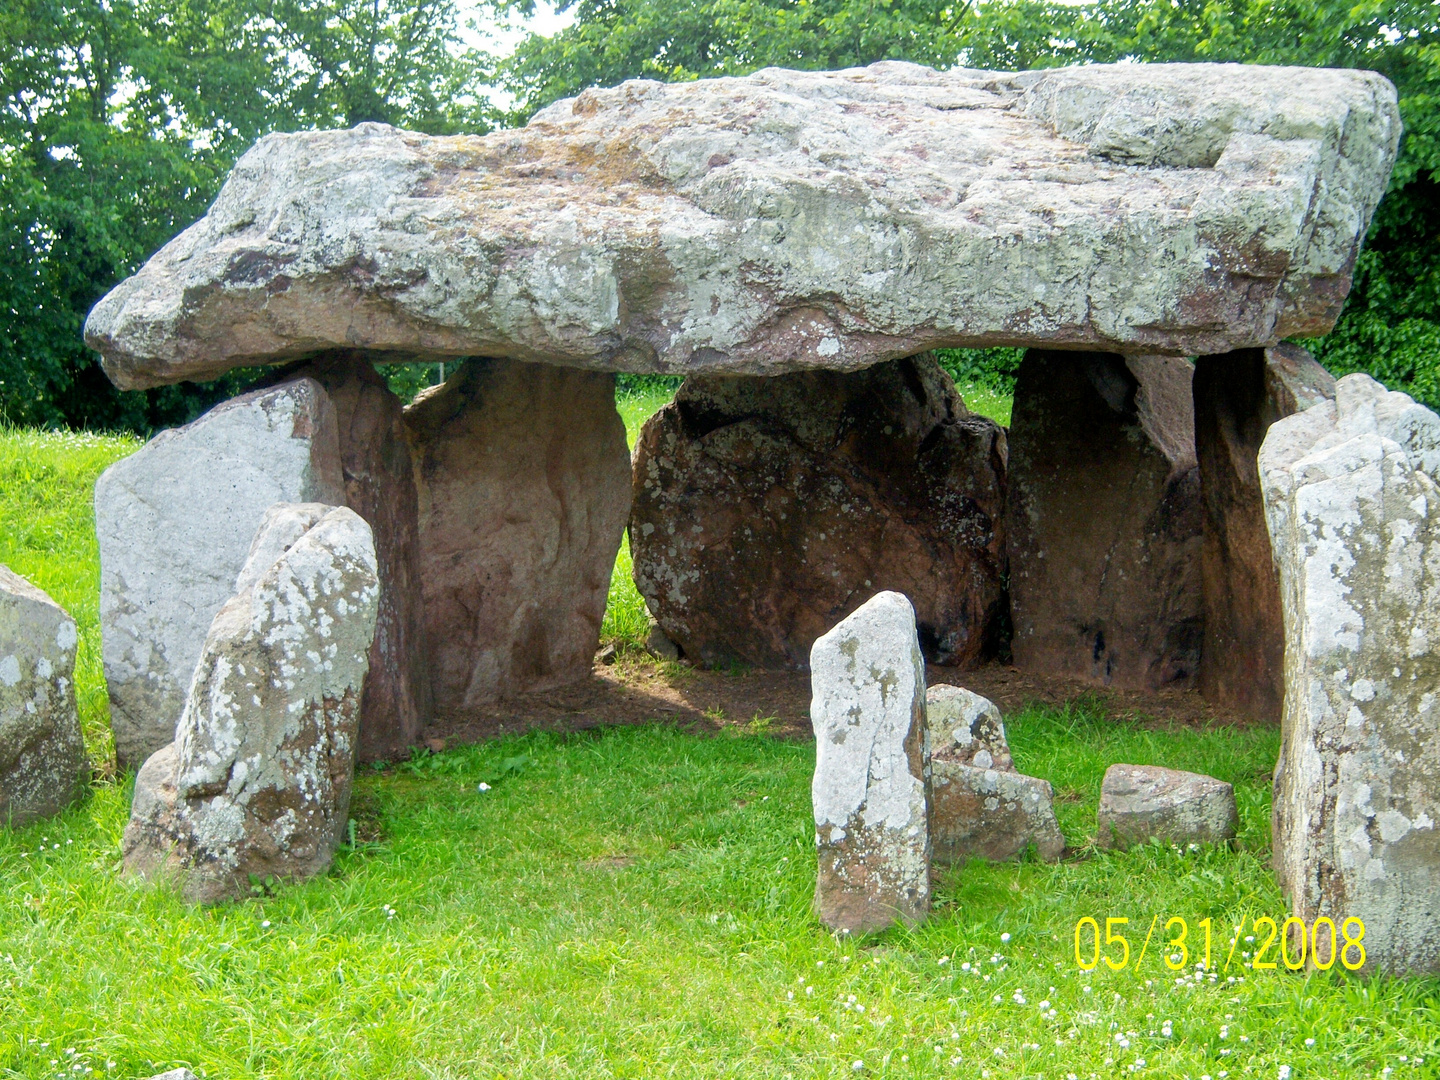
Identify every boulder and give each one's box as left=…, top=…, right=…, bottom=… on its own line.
left=1193, top=344, right=1335, bottom=721
left=810, top=591, right=930, bottom=933
left=145, top=1072, right=197, bottom=1080
left=402, top=357, right=631, bottom=710
left=86, top=63, right=1398, bottom=390
left=630, top=355, right=1007, bottom=669
left=926, top=685, right=1065, bottom=863
left=1260, top=373, right=1440, bottom=974
left=0, top=566, right=86, bottom=824
left=1096, top=764, right=1238, bottom=849
left=122, top=504, right=379, bottom=904
left=288, top=354, right=431, bottom=760
left=1007, top=350, right=1204, bottom=689
left=95, top=379, right=344, bottom=768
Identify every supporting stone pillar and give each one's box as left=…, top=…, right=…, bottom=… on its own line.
left=292, top=354, right=430, bottom=761
left=403, top=358, right=631, bottom=712
left=1007, top=350, right=1203, bottom=690
left=629, top=354, right=1008, bottom=670
left=1192, top=344, right=1334, bottom=721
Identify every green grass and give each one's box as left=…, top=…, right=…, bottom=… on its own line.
left=3, top=405, right=1438, bottom=1079
left=956, top=380, right=1013, bottom=427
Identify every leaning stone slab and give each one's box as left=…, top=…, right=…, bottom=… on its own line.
left=122, top=504, right=379, bottom=904
left=96, top=378, right=344, bottom=768
left=1193, top=343, right=1336, bottom=721
left=0, top=566, right=86, bottom=825
left=1260, top=373, right=1440, bottom=974
left=810, top=591, right=930, bottom=933
left=630, top=355, right=1007, bottom=669
left=87, top=63, right=1398, bottom=390
left=927, top=685, right=1064, bottom=863
left=1096, top=764, right=1238, bottom=849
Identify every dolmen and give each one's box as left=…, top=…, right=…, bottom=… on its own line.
left=123, top=504, right=380, bottom=903
left=0, top=566, right=86, bottom=824
left=1261, top=374, right=1440, bottom=975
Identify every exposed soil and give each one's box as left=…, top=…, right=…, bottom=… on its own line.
left=423, top=651, right=1257, bottom=750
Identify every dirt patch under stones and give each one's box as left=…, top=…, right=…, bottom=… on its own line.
left=422, top=654, right=1257, bottom=751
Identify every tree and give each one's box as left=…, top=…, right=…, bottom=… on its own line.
left=0, top=0, right=492, bottom=430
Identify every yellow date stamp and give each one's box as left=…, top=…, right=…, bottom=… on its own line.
left=1072, top=915, right=1367, bottom=973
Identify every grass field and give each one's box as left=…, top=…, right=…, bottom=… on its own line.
left=1, top=394, right=1437, bottom=1079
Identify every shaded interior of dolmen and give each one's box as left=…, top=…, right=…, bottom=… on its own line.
left=264, top=342, right=1315, bottom=760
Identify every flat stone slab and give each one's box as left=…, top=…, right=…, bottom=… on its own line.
left=1096, top=764, right=1237, bottom=849
left=86, top=62, right=1398, bottom=389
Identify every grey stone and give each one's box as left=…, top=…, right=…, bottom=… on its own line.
left=645, top=621, right=681, bottom=663
left=0, top=566, right=86, bottom=825
left=926, top=685, right=1064, bottom=863
left=96, top=378, right=344, bottom=768
left=145, top=1071, right=198, bottom=1080
left=1260, top=373, right=1440, bottom=974
left=86, top=63, right=1398, bottom=390
left=810, top=591, right=930, bottom=933
left=122, top=504, right=379, bottom=904
left=1096, top=764, right=1237, bottom=849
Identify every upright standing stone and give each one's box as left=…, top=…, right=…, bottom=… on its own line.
left=123, top=504, right=380, bottom=904
left=1261, top=374, right=1440, bottom=974
left=0, top=567, right=86, bottom=824
left=293, top=354, right=430, bottom=761
left=810, top=591, right=930, bottom=933
left=96, top=379, right=344, bottom=768
left=631, top=355, right=1008, bottom=669
left=1193, top=344, right=1335, bottom=721
left=1008, top=350, right=1204, bottom=690
left=403, top=357, right=631, bottom=711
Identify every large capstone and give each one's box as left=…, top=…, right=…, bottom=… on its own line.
left=95, top=379, right=345, bottom=768
left=810, top=591, right=930, bottom=934
left=85, top=63, right=1398, bottom=390
left=926, top=685, right=1064, bottom=863
left=1193, top=344, right=1335, bottom=721
left=403, top=358, right=631, bottom=710
left=122, top=504, right=380, bottom=904
left=1260, top=374, right=1440, bottom=975
left=630, top=355, right=1007, bottom=669
left=0, top=566, right=86, bottom=825
left=1007, top=351, right=1203, bottom=689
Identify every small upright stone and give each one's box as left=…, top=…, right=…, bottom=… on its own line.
left=927, top=685, right=1065, bottom=863
left=810, top=591, right=930, bottom=934
left=122, top=504, right=379, bottom=903
left=1096, top=765, right=1237, bottom=849
left=0, top=566, right=86, bottom=825
left=1261, top=373, right=1440, bottom=974
left=96, top=378, right=344, bottom=768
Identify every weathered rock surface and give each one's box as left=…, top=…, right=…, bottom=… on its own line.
left=96, top=379, right=345, bottom=768
left=811, top=591, right=930, bottom=933
left=1260, top=373, right=1440, bottom=974
left=289, top=354, right=430, bottom=760
left=0, top=566, right=86, bottom=824
left=145, top=1071, right=198, bottom=1080
left=1193, top=344, right=1335, bottom=721
left=1096, top=764, right=1238, bottom=849
left=926, top=685, right=1064, bottom=863
left=631, top=355, right=1007, bottom=669
left=123, top=504, right=379, bottom=904
left=86, top=63, right=1398, bottom=390
left=1007, top=350, right=1204, bottom=690
left=403, top=357, right=631, bottom=710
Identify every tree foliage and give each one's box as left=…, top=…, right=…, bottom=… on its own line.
left=496, top=0, right=1440, bottom=405
left=0, top=0, right=491, bottom=430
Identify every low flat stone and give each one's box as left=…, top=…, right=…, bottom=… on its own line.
left=926, top=685, right=1064, bottom=863
left=1096, top=764, right=1237, bottom=849
left=86, top=63, right=1398, bottom=389
left=1261, top=373, right=1440, bottom=975
left=95, top=378, right=344, bottom=768
left=145, top=1071, right=198, bottom=1080
left=811, top=591, right=930, bottom=933
left=0, top=566, right=86, bottom=825
left=123, top=504, right=379, bottom=903
left=630, top=355, right=1007, bottom=669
